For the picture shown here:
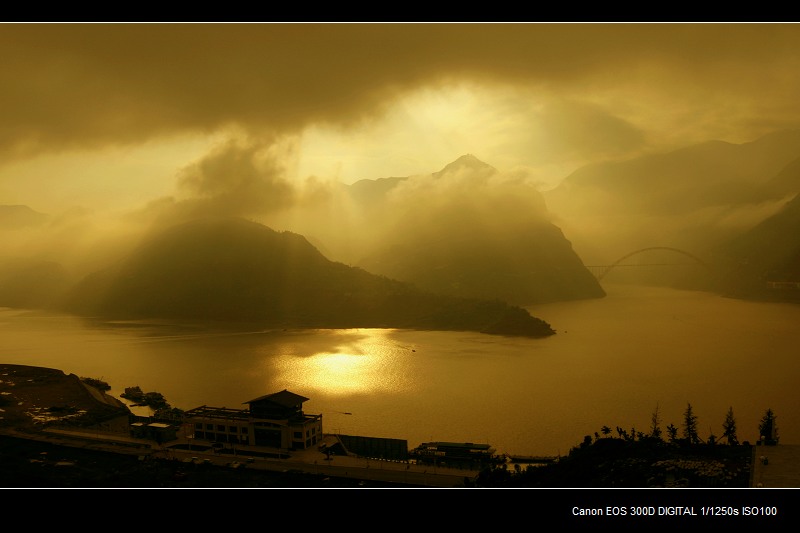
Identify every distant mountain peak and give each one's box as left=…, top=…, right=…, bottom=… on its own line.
left=433, top=154, right=497, bottom=178
left=0, top=204, right=49, bottom=228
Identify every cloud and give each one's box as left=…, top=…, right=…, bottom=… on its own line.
left=3, top=23, right=800, bottom=163
left=320, top=159, right=554, bottom=264
left=5, top=22, right=800, bottom=282
left=175, top=137, right=296, bottom=216
left=127, top=135, right=349, bottom=239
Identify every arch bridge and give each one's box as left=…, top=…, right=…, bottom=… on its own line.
left=585, top=247, right=709, bottom=281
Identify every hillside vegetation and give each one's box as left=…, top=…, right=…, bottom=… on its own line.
left=58, top=216, right=556, bottom=338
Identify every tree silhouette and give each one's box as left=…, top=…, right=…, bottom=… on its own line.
left=758, top=408, right=779, bottom=445
left=649, top=403, right=663, bottom=440
left=601, top=426, right=612, bottom=438
left=80, top=377, right=111, bottom=391
left=666, top=423, right=678, bottom=443
left=722, top=406, right=738, bottom=445
left=682, top=403, right=701, bottom=445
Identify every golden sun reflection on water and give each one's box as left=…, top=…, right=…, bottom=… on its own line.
left=272, top=329, right=414, bottom=396
left=305, top=352, right=371, bottom=393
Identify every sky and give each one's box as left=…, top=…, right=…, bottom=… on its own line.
left=3, top=22, right=800, bottom=271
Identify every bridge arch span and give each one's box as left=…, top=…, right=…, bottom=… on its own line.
left=595, top=247, right=708, bottom=281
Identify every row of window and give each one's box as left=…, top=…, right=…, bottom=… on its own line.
left=193, top=432, right=248, bottom=444
left=194, top=422, right=249, bottom=434
left=193, top=422, right=320, bottom=437
left=292, top=427, right=318, bottom=439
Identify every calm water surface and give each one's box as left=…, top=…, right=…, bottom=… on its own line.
left=1, top=283, right=798, bottom=457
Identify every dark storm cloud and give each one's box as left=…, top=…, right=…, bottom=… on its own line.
left=3, top=23, right=800, bottom=159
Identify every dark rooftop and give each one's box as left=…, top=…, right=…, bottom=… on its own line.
left=244, top=389, right=309, bottom=407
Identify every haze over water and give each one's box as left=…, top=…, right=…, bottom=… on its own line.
left=2, top=282, right=797, bottom=457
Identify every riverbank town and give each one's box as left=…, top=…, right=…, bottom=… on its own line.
left=0, top=364, right=503, bottom=487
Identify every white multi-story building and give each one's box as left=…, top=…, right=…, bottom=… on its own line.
left=182, top=389, right=323, bottom=451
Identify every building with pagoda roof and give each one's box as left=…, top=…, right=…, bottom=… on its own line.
left=182, top=389, right=322, bottom=451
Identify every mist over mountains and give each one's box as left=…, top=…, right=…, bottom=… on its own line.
left=0, top=205, right=49, bottom=228
left=542, top=128, right=800, bottom=297
left=719, top=191, right=800, bottom=298
left=3, top=128, right=800, bottom=328
left=344, top=154, right=605, bottom=306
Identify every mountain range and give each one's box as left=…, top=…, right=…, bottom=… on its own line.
left=542, top=128, right=800, bottom=298
left=54, top=216, right=556, bottom=338
left=0, top=204, right=49, bottom=228
left=4, top=128, right=800, bottom=331
left=345, top=154, right=606, bottom=306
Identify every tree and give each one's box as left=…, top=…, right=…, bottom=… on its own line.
left=154, top=406, right=185, bottom=420
left=666, top=423, right=678, bottom=443
left=80, top=377, right=111, bottom=392
left=758, top=408, right=779, bottom=445
left=121, top=386, right=145, bottom=404
left=682, top=403, right=701, bottom=445
left=649, top=403, right=663, bottom=440
left=722, top=406, right=738, bottom=445
left=143, top=391, right=169, bottom=411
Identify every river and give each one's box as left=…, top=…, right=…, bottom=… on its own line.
left=1, top=283, right=798, bottom=457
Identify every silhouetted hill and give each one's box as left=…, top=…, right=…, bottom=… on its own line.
left=432, top=153, right=497, bottom=178
left=757, top=153, right=800, bottom=201
left=358, top=220, right=605, bottom=306
left=348, top=155, right=605, bottom=306
left=0, top=258, right=70, bottom=309
left=541, top=129, right=800, bottom=293
left=0, top=204, right=49, bottom=228
left=348, top=176, right=407, bottom=203
left=0, top=205, right=71, bottom=309
left=57, top=216, right=555, bottom=338
left=547, top=130, right=800, bottom=217
left=715, top=191, right=800, bottom=299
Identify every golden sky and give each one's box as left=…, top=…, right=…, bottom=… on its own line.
left=2, top=22, right=800, bottom=216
